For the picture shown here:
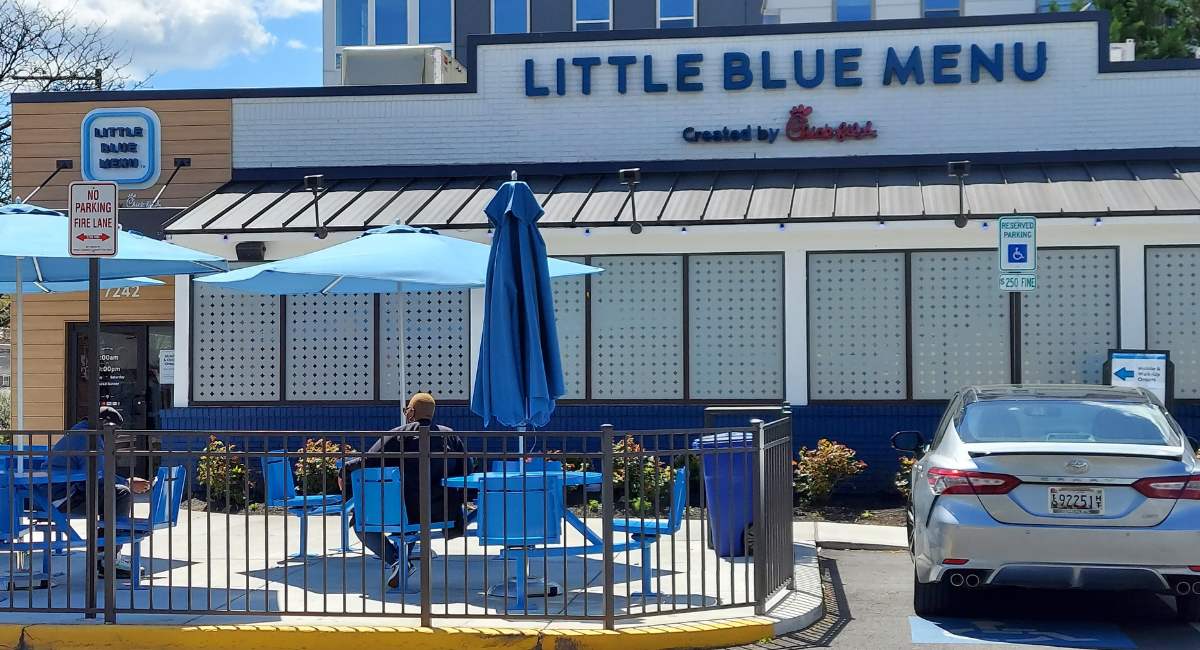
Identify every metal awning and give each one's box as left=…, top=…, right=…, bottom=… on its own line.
left=165, top=160, right=1200, bottom=235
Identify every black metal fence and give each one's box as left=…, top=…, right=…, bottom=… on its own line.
left=0, top=416, right=794, bottom=627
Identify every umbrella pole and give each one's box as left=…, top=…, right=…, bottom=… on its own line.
left=14, top=257, right=23, bottom=472
left=398, top=294, right=407, bottom=425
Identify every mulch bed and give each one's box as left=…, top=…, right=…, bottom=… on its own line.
left=794, top=494, right=907, bottom=527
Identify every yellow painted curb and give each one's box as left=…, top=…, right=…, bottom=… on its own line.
left=11, top=618, right=775, bottom=650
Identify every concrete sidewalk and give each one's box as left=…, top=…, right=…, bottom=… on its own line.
left=794, top=521, right=907, bottom=551
left=0, top=511, right=825, bottom=650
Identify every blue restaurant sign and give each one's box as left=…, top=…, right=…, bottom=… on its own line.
left=525, top=41, right=1047, bottom=96
left=80, top=107, right=161, bottom=190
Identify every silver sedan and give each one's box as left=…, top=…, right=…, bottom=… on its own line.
left=893, top=385, right=1200, bottom=620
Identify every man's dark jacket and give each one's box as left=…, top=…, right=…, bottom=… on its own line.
left=340, top=420, right=468, bottom=537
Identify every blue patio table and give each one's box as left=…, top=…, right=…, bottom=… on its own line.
left=2, top=469, right=94, bottom=545
left=443, top=471, right=603, bottom=545
left=0, top=469, right=93, bottom=589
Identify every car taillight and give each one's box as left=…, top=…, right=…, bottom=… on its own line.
left=1132, top=475, right=1200, bottom=500
left=927, top=468, right=1021, bottom=496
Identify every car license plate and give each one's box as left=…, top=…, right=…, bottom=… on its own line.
left=1049, top=487, right=1104, bottom=515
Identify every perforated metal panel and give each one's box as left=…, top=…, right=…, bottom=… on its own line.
left=285, top=294, right=374, bottom=400
left=380, top=291, right=470, bottom=401
left=911, top=251, right=1011, bottom=399
left=590, top=256, right=684, bottom=399
left=552, top=258, right=587, bottom=399
left=192, top=282, right=281, bottom=402
left=1147, top=247, right=1200, bottom=398
left=1020, top=249, right=1118, bottom=384
left=689, top=254, right=784, bottom=399
left=808, top=253, right=907, bottom=400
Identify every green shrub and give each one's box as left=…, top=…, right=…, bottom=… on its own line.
left=0, top=389, right=10, bottom=433
left=894, top=456, right=916, bottom=500
left=294, top=438, right=355, bottom=495
left=196, top=436, right=251, bottom=511
left=612, top=435, right=674, bottom=515
left=793, top=439, right=867, bottom=507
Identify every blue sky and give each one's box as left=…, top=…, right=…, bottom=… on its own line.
left=151, top=11, right=323, bottom=89
left=41, top=0, right=327, bottom=91
left=152, top=13, right=322, bottom=89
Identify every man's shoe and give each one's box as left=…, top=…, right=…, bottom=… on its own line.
left=386, top=561, right=416, bottom=589
left=97, top=557, right=140, bottom=580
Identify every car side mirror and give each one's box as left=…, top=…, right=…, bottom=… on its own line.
left=891, top=430, right=926, bottom=455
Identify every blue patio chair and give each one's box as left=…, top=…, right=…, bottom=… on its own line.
left=261, top=452, right=344, bottom=562
left=100, top=464, right=188, bottom=590
left=477, top=473, right=564, bottom=611
left=332, top=459, right=359, bottom=554
left=352, top=467, right=451, bottom=593
left=610, top=467, right=688, bottom=598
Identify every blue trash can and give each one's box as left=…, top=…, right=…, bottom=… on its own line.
left=691, top=432, right=755, bottom=558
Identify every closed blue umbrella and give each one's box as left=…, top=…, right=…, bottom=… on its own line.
left=471, top=181, right=566, bottom=429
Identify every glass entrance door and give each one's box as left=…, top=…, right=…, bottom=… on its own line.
left=68, top=323, right=174, bottom=430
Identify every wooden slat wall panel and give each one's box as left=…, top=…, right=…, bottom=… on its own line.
left=15, top=280, right=177, bottom=430
left=11, top=99, right=232, bottom=209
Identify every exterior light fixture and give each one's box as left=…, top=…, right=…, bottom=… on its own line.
left=304, top=174, right=328, bottom=239
left=947, top=160, right=971, bottom=229
left=619, top=167, right=643, bottom=234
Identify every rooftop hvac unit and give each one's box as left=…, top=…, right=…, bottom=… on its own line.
left=340, top=45, right=467, bottom=86
left=1109, top=39, right=1136, bottom=62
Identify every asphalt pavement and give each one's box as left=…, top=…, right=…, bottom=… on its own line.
left=737, top=549, right=1200, bottom=650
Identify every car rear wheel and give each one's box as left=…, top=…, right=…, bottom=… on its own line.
left=1177, top=594, right=1200, bottom=622
left=913, top=570, right=953, bottom=617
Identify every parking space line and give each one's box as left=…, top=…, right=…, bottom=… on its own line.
left=909, top=616, right=1136, bottom=648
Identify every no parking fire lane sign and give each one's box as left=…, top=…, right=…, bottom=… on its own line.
left=69, top=181, right=118, bottom=257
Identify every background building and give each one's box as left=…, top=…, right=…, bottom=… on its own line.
left=324, top=0, right=767, bottom=84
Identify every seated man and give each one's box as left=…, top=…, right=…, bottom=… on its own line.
left=340, top=393, right=467, bottom=588
left=52, top=406, right=151, bottom=578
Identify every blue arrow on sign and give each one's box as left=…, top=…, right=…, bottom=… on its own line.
left=1114, top=367, right=1135, bottom=381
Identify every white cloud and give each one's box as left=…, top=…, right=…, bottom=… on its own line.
left=285, top=39, right=308, bottom=50
left=257, top=0, right=323, bottom=19
left=31, top=0, right=316, bottom=78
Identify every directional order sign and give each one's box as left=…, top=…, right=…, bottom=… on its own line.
left=69, top=181, right=118, bottom=257
left=998, top=216, right=1037, bottom=272
left=1109, top=350, right=1169, bottom=403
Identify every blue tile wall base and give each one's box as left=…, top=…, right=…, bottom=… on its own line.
left=160, top=403, right=954, bottom=492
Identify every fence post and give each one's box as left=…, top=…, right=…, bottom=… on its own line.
left=103, top=423, right=117, bottom=623
left=84, top=427, right=98, bottom=619
left=751, top=418, right=766, bottom=615
left=418, top=425, right=433, bottom=628
left=600, top=424, right=616, bottom=630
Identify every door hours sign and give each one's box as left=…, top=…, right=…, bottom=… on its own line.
left=69, top=181, right=118, bottom=257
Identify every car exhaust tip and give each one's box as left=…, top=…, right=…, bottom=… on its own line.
left=964, top=574, right=981, bottom=588
left=949, top=573, right=965, bottom=587
left=1176, top=581, right=1192, bottom=596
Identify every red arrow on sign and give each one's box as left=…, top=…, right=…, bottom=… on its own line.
left=76, top=233, right=111, bottom=241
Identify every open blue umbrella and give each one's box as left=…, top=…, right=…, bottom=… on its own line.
left=196, top=225, right=598, bottom=294
left=0, top=203, right=227, bottom=433
left=471, top=181, right=566, bottom=430
left=196, top=225, right=600, bottom=407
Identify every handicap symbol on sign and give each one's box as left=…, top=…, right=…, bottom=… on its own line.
left=1007, top=244, right=1028, bottom=264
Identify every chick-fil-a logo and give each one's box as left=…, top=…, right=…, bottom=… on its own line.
left=785, top=105, right=877, bottom=142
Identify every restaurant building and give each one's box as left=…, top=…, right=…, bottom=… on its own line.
left=12, top=13, right=1200, bottom=487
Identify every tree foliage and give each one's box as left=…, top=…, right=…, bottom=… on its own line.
left=0, top=0, right=136, bottom=204
left=1056, top=0, right=1200, bottom=59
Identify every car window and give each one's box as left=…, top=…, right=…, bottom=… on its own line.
left=930, top=394, right=962, bottom=450
left=956, top=399, right=1181, bottom=446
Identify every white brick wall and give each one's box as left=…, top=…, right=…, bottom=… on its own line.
left=234, top=19, right=1200, bottom=169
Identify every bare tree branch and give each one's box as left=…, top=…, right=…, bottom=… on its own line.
left=0, top=0, right=140, bottom=203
